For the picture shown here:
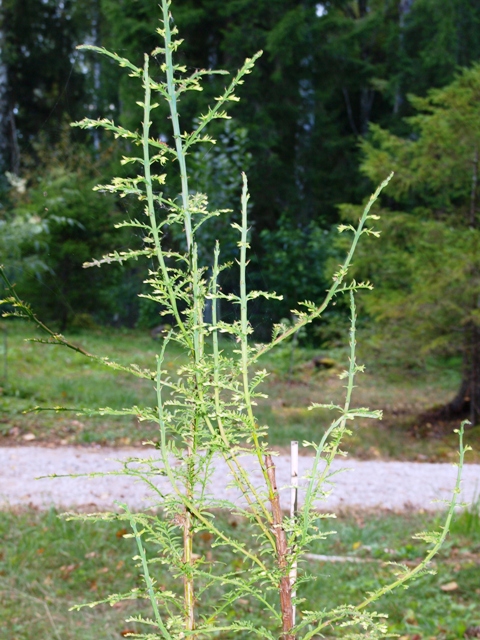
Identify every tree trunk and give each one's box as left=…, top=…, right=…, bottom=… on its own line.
left=0, top=1, right=10, bottom=174
left=444, top=339, right=480, bottom=426
left=0, top=1, right=19, bottom=175
left=358, top=0, right=368, bottom=18
left=359, top=87, right=374, bottom=135
left=90, top=0, right=101, bottom=152
left=394, top=0, right=415, bottom=114
left=437, top=144, right=480, bottom=426
left=424, top=323, right=480, bottom=426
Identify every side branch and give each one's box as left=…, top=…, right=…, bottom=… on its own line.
left=249, top=173, right=393, bottom=365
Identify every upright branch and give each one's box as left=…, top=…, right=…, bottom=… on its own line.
left=161, top=1, right=192, bottom=249
left=159, top=9, right=198, bottom=631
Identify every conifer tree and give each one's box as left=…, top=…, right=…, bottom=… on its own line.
left=346, top=63, right=480, bottom=424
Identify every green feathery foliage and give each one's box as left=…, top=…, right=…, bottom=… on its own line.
left=0, top=2, right=469, bottom=638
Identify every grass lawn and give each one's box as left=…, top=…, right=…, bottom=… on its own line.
left=1, top=506, right=479, bottom=639
left=0, top=321, right=478, bottom=461
left=1, top=321, right=479, bottom=639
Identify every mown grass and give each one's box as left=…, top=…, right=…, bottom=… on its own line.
left=0, top=320, right=478, bottom=461
left=1, top=506, right=479, bottom=639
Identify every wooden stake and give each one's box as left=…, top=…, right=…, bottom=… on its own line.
left=290, top=441, right=298, bottom=627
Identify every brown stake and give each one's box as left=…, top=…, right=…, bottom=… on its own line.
left=183, top=505, right=195, bottom=634
left=265, top=454, right=295, bottom=640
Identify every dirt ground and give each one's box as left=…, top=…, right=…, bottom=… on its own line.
left=1, top=444, right=479, bottom=512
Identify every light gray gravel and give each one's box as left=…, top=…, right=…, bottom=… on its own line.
left=0, top=445, right=479, bottom=512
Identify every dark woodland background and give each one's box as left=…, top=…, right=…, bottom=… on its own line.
left=2, top=0, right=480, bottom=422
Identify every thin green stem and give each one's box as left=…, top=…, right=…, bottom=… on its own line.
left=161, top=0, right=192, bottom=249
left=238, top=175, right=272, bottom=494
left=126, top=509, right=173, bottom=639
left=153, top=15, right=201, bottom=628
left=302, top=424, right=468, bottom=640
left=238, top=176, right=292, bottom=635
left=155, top=349, right=270, bottom=574
left=356, top=425, right=467, bottom=609
left=300, top=292, right=365, bottom=547
left=209, top=243, right=275, bottom=536
left=142, top=54, right=191, bottom=345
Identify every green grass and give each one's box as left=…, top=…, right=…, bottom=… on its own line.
left=1, top=507, right=479, bottom=639
left=0, top=320, right=478, bottom=461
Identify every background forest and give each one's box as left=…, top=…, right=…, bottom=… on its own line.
left=2, top=0, right=480, bottom=424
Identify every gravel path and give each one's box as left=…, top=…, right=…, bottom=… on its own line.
left=1, top=445, right=479, bottom=512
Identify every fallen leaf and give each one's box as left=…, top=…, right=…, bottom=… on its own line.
left=440, top=581, right=458, bottom=592
left=352, top=541, right=362, bottom=551
left=404, top=609, right=416, bottom=624
left=59, top=563, right=77, bottom=578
